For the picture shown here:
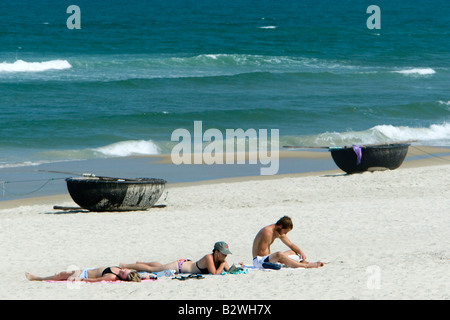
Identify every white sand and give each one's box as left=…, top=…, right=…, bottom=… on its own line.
left=0, top=163, right=449, bottom=300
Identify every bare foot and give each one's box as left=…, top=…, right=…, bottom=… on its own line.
left=25, top=272, right=40, bottom=281
left=306, top=261, right=324, bottom=268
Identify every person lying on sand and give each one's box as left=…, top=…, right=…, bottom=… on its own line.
left=252, top=216, right=324, bottom=269
left=121, top=241, right=235, bottom=275
left=25, top=266, right=141, bottom=282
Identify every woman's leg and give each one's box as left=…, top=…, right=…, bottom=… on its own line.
left=25, top=271, right=76, bottom=281
left=120, top=261, right=178, bottom=273
left=135, top=261, right=163, bottom=267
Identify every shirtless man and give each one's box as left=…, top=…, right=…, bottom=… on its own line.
left=252, top=216, right=324, bottom=269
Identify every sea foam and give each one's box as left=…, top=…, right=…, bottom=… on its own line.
left=394, top=68, right=436, bottom=76
left=373, top=123, right=450, bottom=143
left=290, top=123, right=450, bottom=148
left=0, top=59, right=72, bottom=72
left=93, top=140, right=161, bottom=157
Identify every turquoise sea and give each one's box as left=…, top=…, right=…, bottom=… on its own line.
left=0, top=0, right=449, bottom=198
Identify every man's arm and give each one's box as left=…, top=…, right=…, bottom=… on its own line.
left=279, top=234, right=307, bottom=260
left=205, top=254, right=229, bottom=275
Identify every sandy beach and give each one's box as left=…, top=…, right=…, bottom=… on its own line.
left=3, top=0, right=450, bottom=304
left=0, top=154, right=449, bottom=300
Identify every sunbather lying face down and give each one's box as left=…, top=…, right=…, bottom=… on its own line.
left=120, top=241, right=236, bottom=275
left=25, top=266, right=141, bottom=282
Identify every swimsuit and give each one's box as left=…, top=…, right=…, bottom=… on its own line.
left=79, top=266, right=120, bottom=279
left=177, top=259, right=191, bottom=273
left=101, top=266, right=121, bottom=277
left=79, top=268, right=96, bottom=279
left=253, top=255, right=270, bottom=269
left=177, top=259, right=210, bottom=274
left=195, top=261, right=209, bottom=274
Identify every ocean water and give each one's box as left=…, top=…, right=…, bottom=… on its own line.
left=1, top=0, right=449, bottom=170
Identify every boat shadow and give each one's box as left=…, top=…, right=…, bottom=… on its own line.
left=320, top=173, right=348, bottom=177
left=42, top=204, right=167, bottom=214
left=42, top=207, right=89, bottom=214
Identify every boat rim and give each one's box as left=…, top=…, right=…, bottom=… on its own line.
left=66, top=177, right=167, bottom=184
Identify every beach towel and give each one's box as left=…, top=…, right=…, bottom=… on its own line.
left=245, top=255, right=304, bottom=271
left=221, top=264, right=249, bottom=275
left=141, top=270, right=175, bottom=278
left=45, top=278, right=158, bottom=283
left=45, top=272, right=158, bottom=283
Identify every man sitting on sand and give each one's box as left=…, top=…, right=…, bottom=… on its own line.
left=252, top=216, right=324, bottom=269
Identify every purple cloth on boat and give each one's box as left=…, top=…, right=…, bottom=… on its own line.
left=352, top=145, right=362, bottom=165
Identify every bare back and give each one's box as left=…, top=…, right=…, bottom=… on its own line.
left=252, top=224, right=279, bottom=257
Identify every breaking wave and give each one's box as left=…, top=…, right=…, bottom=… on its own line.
left=0, top=59, right=72, bottom=73
left=92, top=140, right=161, bottom=157
left=285, top=123, right=450, bottom=147
left=1, top=140, right=163, bottom=168
left=393, top=68, right=436, bottom=76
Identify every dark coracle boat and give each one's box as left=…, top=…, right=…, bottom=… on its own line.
left=329, top=143, right=410, bottom=174
left=66, top=176, right=167, bottom=212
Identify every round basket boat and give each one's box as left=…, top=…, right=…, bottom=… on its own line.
left=329, top=144, right=410, bottom=174
left=66, top=177, right=167, bottom=212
